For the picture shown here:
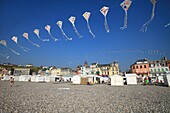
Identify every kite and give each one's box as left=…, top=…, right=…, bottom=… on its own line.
left=33, top=29, right=49, bottom=42
left=140, top=0, right=157, bottom=32
left=69, top=16, right=83, bottom=38
left=100, top=6, right=110, bottom=32
left=56, top=21, right=72, bottom=40
left=120, top=0, right=132, bottom=30
left=0, top=40, right=20, bottom=55
left=83, top=12, right=95, bottom=38
left=164, top=22, right=170, bottom=27
left=23, top=33, right=40, bottom=48
left=12, top=36, right=29, bottom=52
left=45, top=25, right=58, bottom=41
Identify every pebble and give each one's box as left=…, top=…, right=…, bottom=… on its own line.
left=0, top=81, right=170, bottom=113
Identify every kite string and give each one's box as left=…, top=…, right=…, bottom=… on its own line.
left=104, top=16, right=110, bottom=32
left=73, top=24, right=83, bottom=38
left=87, top=20, right=95, bottom=38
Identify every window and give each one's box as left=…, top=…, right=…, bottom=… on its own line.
left=158, top=69, right=160, bottom=72
left=144, top=65, right=146, bottom=68
left=150, top=69, right=153, bottom=72
left=154, top=69, right=156, bottom=72
left=133, top=66, right=135, bottom=69
left=136, top=66, right=138, bottom=69
left=166, top=68, right=169, bottom=71
left=140, top=65, right=142, bottom=69
left=162, top=68, right=164, bottom=72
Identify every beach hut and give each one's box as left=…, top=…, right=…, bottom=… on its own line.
left=100, top=76, right=109, bottom=83
left=19, top=75, right=31, bottom=81
left=14, top=76, right=20, bottom=81
left=86, top=75, right=101, bottom=84
left=110, top=75, right=124, bottom=86
left=72, top=75, right=81, bottom=84
left=163, top=73, right=170, bottom=86
left=62, top=75, right=74, bottom=82
left=125, top=74, right=137, bottom=85
left=1, top=75, right=10, bottom=81
left=37, top=76, right=46, bottom=82
left=31, top=75, right=36, bottom=82
left=81, top=77, right=88, bottom=85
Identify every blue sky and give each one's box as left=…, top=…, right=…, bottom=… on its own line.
left=0, top=0, right=170, bottom=71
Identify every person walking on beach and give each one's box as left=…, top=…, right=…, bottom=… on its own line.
left=10, top=77, right=14, bottom=87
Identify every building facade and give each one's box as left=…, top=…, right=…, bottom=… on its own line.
left=60, top=68, right=73, bottom=75
left=149, top=57, right=169, bottom=78
left=14, top=68, right=30, bottom=76
left=130, top=58, right=150, bottom=77
left=80, top=61, right=120, bottom=76
left=168, top=60, right=170, bottom=70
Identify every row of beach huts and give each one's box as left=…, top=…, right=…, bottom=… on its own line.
left=1, top=73, right=170, bottom=86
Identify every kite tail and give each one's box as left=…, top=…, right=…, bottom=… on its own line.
left=0, top=53, right=9, bottom=59
left=73, top=25, right=83, bottom=38
left=164, top=22, right=170, bottom=27
left=17, top=43, right=29, bottom=52
left=37, top=35, right=50, bottom=42
left=120, top=10, right=128, bottom=30
left=87, top=21, right=95, bottom=38
left=140, top=3, right=156, bottom=32
left=48, top=31, right=58, bottom=41
left=28, top=40, right=40, bottom=48
left=42, top=39, right=50, bottom=42
left=8, top=48, right=20, bottom=55
left=104, top=16, right=110, bottom=33
left=60, top=28, right=72, bottom=40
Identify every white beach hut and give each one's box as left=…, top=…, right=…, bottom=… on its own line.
left=125, top=74, right=137, bottom=85
left=72, top=75, right=81, bottom=84
left=62, top=75, right=74, bottom=82
left=19, top=75, right=31, bottom=81
left=110, top=75, right=124, bottom=86
left=14, top=76, right=20, bottom=81
left=163, top=73, right=170, bottom=86
left=1, top=75, right=10, bottom=81
left=31, top=75, right=36, bottom=82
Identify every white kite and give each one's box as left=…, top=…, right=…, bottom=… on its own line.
left=23, top=33, right=40, bottom=48
left=140, top=0, right=157, bottom=32
left=164, top=22, right=170, bottom=27
left=83, top=12, right=95, bottom=38
left=56, top=21, right=72, bottom=40
left=0, top=40, right=20, bottom=55
left=12, top=36, right=29, bottom=52
left=33, top=29, right=49, bottom=42
left=100, top=6, right=110, bottom=32
left=120, top=0, right=132, bottom=30
left=69, top=16, right=83, bottom=38
left=45, top=25, right=58, bottom=41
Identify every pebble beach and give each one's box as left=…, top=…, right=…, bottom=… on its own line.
left=0, top=81, right=170, bottom=113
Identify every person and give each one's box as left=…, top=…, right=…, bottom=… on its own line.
left=10, top=77, right=14, bottom=87
left=148, top=77, right=152, bottom=85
